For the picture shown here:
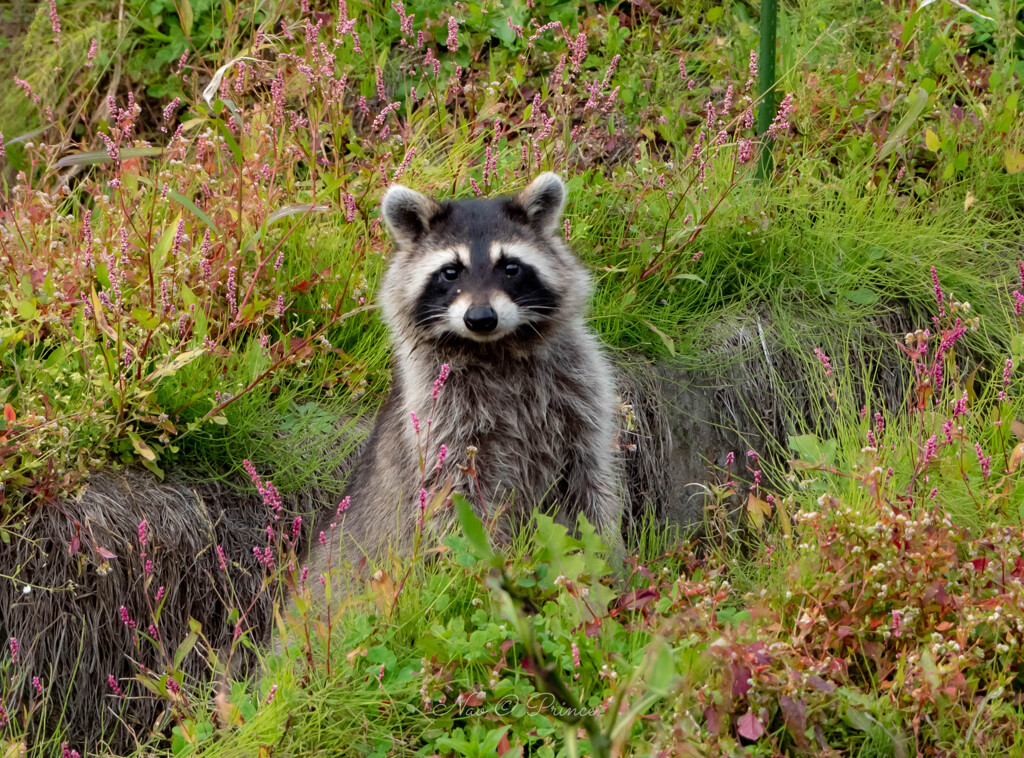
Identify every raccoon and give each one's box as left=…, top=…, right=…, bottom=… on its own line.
left=313, top=173, right=623, bottom=573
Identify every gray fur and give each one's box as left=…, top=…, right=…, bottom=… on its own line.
left=310, top=174, right=624, bottom=576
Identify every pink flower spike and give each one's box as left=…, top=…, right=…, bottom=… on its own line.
left=446, top=16, right=459, bottom=49
left=432, top=364, right=451, bottom=401
left=337, top=496, right=351, bottom=515
left=931, top=266, right=945, bottom=317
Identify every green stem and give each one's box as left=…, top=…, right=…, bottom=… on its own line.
left=756, top=0, right=778, bottom=182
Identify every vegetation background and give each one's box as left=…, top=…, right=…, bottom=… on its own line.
left=1, top=0, right=1024, bottom=755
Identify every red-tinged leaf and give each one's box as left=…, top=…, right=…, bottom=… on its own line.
left=68, top=532, right=81, bottom=556
left=291, top=279, right=312, bottom=293
left=703, top=706, right=721, bottom=735
left=496, top=733, right=516, bottom=757
left=3, top=404, right=14, bottom=423
left=780, top=695, right=808, bottom=747
left=807, top=675, right=836, bottom=694
left=613, top=588, right=660, bottom=613
left=838, top=625, right=854, bottom=638
left=737, top=709, right=765, bottom=741
left=935, top=621, right=953, bottom=631
left=731, top=663, right=752, bottom=697
left=971, top=557, right=990, bottom=572
left=94, top=545, right=118, bottom=560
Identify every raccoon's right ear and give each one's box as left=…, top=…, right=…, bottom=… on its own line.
left=516, top=172, right=566, bottom=235
left=380, top=185, right=441, bottom=248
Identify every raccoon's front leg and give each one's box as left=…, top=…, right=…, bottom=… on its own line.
left=563, top=443, right=624, bottom=555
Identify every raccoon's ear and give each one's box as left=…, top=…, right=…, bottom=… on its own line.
left=380, top=185, right=441, bottom=247
left=516, top=172, right=565, bottom=235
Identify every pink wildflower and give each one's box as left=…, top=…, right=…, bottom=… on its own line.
left=931, top=266, right=945, bottom=318
left=975, top=443, right=991, bottom=478
left=432, top=363, right=451, bottom=400
left=48, top=0, right=60, bottom=36
left=446, top=16, right=459, bottom=49
left=813, top=348, right=832, bottom=376
left=119, top=606, right=136, bottom=629
left=108, top=674, right=123, bottom=696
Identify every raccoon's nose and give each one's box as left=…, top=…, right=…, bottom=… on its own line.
left=464, top=305, right=498, bottom=334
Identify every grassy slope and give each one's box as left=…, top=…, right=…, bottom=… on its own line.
left=1, top=0, right=1024, bottom=754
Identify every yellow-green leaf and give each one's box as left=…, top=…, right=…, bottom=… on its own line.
left=924, top=128, right=940, bottom=152
left=1005, top=150, right=1024, bottom=174
left=128, top=431, right=157, bottom=462
left=177, top=0, right=194, bottom=35
left=151, top=215, right=181, bottom=272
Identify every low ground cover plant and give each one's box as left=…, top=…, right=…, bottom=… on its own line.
left=1, top=0, right=1024, bottom=754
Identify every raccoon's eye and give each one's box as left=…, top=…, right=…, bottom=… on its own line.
left=441, top=266, right=460, bottom=281
left=504, top=262, right=520, bottom=278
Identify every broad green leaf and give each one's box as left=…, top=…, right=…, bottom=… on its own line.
left=131, top=308, right=160, bottom=330
left=128, top=431, right=157, bottom=462
left=1005, top=150, right=1024, bottom=175
left=877, top=88, right=929, bottom=161
left=151, top=215, right=181, bottom=272
left=453, top=494, right=496, bottom=564
left=843, top=287, right=879, bottom=305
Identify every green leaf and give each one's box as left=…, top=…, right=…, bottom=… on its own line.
left=128, top=431, right=157, bottom=462
left=176, top=0, right=193, bottom=35
left=131, top=308, right=160, bottom=330
left=788, top=433, right=837, bottom=466
left=1005, top=150, right=1024, bottom=175
left=843, top=287, right=879, bottom=305
left=167, top=189, right=222, bottom=235
left=706, top=5, right=724, bottom=22
left=924, top=128, right=940, bottom=152
left=151, top=215, right=181, bottom=272
left=173, top=630, right=199, bottom=668
left=453, top=494, right=496, bottom=564
left=643, top=320, right=675, bottom=356
left=53, top=146, right=164, bottom=169
left=877, top=88, right=929, bottom=161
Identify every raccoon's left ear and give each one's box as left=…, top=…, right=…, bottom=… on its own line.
left=516, top=172, right=565, bottom=235
left=380, top=184, right=442, bottom=248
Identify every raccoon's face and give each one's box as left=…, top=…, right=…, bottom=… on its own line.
left=378, top=173, right=590, bottom=347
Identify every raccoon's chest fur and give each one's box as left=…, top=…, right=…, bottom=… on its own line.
left=427, top=354, right=581, bottom=506
left=343, top=328, right=618, bottom=549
